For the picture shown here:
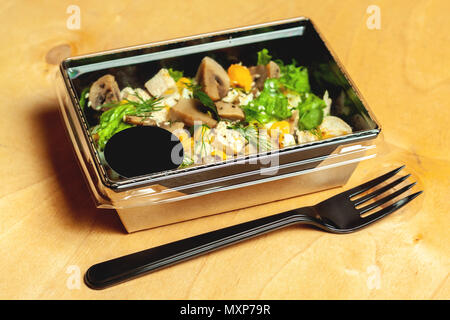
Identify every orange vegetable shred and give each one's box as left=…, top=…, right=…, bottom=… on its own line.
left=227, top=64, right=253, bottom=92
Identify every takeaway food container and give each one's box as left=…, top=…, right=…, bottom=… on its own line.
left=56, top=17, right=381, bottom=233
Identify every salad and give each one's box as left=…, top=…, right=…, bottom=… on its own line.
left=81, top=49, right=352, bottom=169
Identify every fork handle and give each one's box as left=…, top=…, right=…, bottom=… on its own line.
left=85, top=207, right=316, bottom=289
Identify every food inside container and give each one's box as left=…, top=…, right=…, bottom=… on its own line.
left=57, top=17, right=381, bottom=232
left=81, top=48, right=354, bottom=178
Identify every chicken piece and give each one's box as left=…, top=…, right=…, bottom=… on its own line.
left=267, top=121, right=294, bottom=149
left=156, top=91, right=181, bottom=108
left=160, top=121, right=185, bottom=134
left=266, top=61, right=281, bottom=79
left=222, top=88, right=239, bottom=104
left=238, top=91, right=254, bottom=106
left=150, top=107, right=170, bottom=124
left=89, top=74, right=121, bottom=110
left=246, top=127, right=276, bottom=153
left=244, top=143, right=258, bottom=155
left=319, top=116, right=352, bottom=138
left=296, top=130, right=319, bottom=144
left=193, top=124, right=212, bottom=142
left=120, top=87, right=151, bottom=102
left=323, top=90, right=332, bottom=116
left=192, top=125, right=215, bottom=163
left=288, top=110, right=299, bottom=135
left=279, top=133, right=296, bottom=148
left=181, top=137, right=194, bottom=156
left=249, top=65, right=267, bottom=91
left=195, top=57, right=230, bottom=101
left=222, top=88, right=254, bottom=106
left=215, top=101, right=245, bottom=121
left=181, top=87, right=193, bottom=100
left=169, top=98, right=217, bottom=128
left=162, top=123, right=190, bottom=154
left=145, top=68, right=177, bottom=97
left=211, top=122, right=246, bottom=155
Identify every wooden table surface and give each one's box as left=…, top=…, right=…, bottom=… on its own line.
left=0, top=0, right=448, bottom=299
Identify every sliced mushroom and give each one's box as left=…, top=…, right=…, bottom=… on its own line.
left=215, top=101, right=245, bottom=121
left=123, top=115, right=185, bottom=135
left=195, top=57, right=230, bottom=101
left=123, top=115, right=158, bottom=126
left=266, top=61, right=281, bottom=79
left=169, top=98, right=217, bottom=128
left=160, top=121, right=185, bottom=134
left=249, top=65, right=267, bottom=91
left=89, top=74, right=121, bottom=110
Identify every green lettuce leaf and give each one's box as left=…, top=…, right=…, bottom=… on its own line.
left=257, top=48, right=272, bottom=66
left=168, top=68, right=184, bottom=82
left=96, top=104, right=135, bottom=150
left=242, top=79, right=291, bottom=124
left=297, top=93, right=326, bottom=130
left=94, top=91, right=164, bottom=150
left=278, top=59, right=311, bottom=94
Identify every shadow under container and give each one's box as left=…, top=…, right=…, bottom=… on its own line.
left=56, top=17, right=381, bottom=233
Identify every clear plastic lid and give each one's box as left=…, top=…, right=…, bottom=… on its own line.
left=56, top=17, right=381, bottom=209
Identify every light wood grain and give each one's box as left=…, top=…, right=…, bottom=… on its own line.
left=0, top=0, right=448, bottom=299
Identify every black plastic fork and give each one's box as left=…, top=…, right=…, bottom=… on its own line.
left=85, top=166, right=422, bottom=289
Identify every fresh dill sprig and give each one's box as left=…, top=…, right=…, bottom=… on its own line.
left=94, top=90, right=165, bottom=150
left=126, top=91, right=164, bottom=116
left=194, top=124, right=211, bottom=158
left=257, top=48, right=272, bottom=66
left=100, top=91, right=164, bottom=117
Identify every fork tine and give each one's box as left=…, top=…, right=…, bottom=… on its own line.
left=361, top=191, right=423, bottom=224
left=346, top=165, right=405, bottom=198
left=358, top=182, right=417, bottom=215
left=353, top=174, right=411, bottom=206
